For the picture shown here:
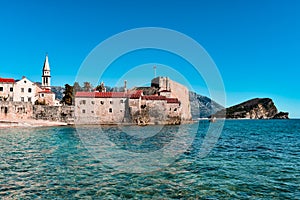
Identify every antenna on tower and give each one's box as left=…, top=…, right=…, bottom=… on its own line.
left=153, top=65, right=157, bottom=78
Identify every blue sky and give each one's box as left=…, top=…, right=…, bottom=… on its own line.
left=0, top=0, right=299, bottom=118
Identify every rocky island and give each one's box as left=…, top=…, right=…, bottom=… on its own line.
left=212, top=98, right=289, bottom=119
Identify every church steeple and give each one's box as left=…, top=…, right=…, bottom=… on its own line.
left=42, top=54, right=51, bottom=89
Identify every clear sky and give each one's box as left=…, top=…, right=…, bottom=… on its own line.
left=0, top=0, right=299, bottom=118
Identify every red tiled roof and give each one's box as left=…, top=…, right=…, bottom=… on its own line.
left=75, top=90, right=143, bottom=98
left=142, top=96, right=180, bottom=104
left=39, top=89, right=53, bottom=94
left=166, top=98, right=179, bottom=104
left=142, top=95, right=167, bottom=100
left=160, top=90, right=171, bottom=92
left=0, top=78, right=15, bottom=83
left=129, top=90, right=143, bottom=99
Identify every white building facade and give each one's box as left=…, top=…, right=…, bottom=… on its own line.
left=0, top=78, right=15, bottom=101
left=13, top=76, right=39, bottom=104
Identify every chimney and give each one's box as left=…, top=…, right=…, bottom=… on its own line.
left=124, top=80, right=127, bottom=92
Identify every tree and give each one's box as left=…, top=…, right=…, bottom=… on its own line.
left=105, top=86, right=112, bottom=92
left=73, top=82, right=82, bottom=93
left=83, top=82, right=92, bottom=92
left=61, top=84, right=73, bottom=105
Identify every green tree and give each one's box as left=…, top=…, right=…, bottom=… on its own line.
left=61, top=84, right=73, bottom=105
left=83, top=82, right=92, bottom=92
left=73, top=82, right=82, bottom=93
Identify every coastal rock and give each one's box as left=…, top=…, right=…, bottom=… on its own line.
left=212, top=98, right=288, bottom=119
left=272, top=112, right=289, bottom=119
left=189, top=91, right=224, bottom=119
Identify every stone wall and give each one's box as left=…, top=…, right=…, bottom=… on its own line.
left=168, top=79, right=191, bottom=121
left=0, top=101, right=74, bottom=123
left=33, top=105, right=74, bottom=124
left=151, top=77, right=192, bottom=121
left=0, top=101, right=33, bottom=120
left=74, top=97, right=128, bottom=124
left=132, top=99, right=181, bottom=125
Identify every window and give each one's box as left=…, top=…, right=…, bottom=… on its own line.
left=10, top=87, right=13, bottom=92
left=24, top=80, right=27, bottom=83
left=28, top=97, right=32, bottom=102
left=110, top=101, right=113, bottom=104
left=21, top=88, right=24, bottom=92
left=91, top=101, right=95, bottom=104
left=9, top=97, right=13, bottom=101
left=120, top=99, right=124, bottom=103
left=82, top=109, right=86, bottom=113
left=21, top=97, right=24, bottom=102
left=41, top=94, right=44, bottom=97
left=28, top=88, right=32, bottom=93
left=0, top=87, right=3, bottom=91
left=109, top=108, right=112, bottom=113
left=91, top=111, right=94, bottom=113
left=80, top=100, right=86, bottom=105
left=100, top=101, right=104, bottom=105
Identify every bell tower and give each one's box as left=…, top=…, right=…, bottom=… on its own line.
left=42, top=54, right=51, bottom=89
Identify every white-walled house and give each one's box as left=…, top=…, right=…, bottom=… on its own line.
left=0, top=55, right=58, bottom=106
left=0, top=77, right=15, bottom=101
left=37, top=88, right=56, bottom=106
left=13, top=76, right=39, bottom=104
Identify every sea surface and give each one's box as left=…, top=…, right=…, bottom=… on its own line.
left=0, top=120, right=299, bottom=199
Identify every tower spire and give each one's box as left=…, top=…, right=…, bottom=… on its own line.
left=43, top=53, right=50, bottom=71
left=42, top=53, right=51, bottom=89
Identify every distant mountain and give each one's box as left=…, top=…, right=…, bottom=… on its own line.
left=51, top=86, right=65, bottom=100
left=212, top=98, right=289, bottom=119
left=189, top=91, right=224, bottom=119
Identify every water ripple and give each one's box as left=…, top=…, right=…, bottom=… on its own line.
left=0, top=120, right=299, bottom=198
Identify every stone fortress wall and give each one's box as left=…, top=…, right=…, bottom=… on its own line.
left=151, top=77, right=192, bottom=121
left=0, top=101, right=74, bottom=124
left=74, top=77, right=191, bottom=125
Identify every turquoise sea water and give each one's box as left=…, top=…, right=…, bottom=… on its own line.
left=0, top=120, right=299, bottom=199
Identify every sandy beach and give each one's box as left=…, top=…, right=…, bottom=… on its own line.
left=0, top=119, right=68, bottom=128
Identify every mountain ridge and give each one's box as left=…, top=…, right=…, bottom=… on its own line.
left=189, top=91, right=224, bottom=119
